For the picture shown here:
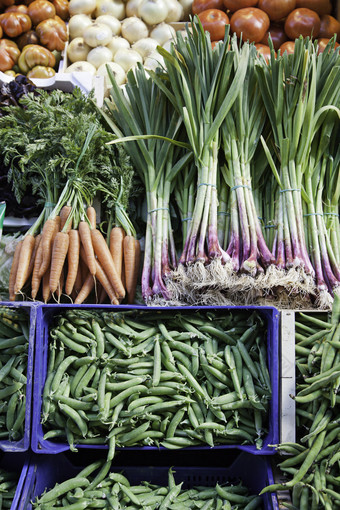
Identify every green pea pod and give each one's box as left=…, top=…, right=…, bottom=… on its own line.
left=38, top=477, right=90, bottom=504
left=152, top=338, right=161, bottom=387
left=58, top=402, right=88, bottom=437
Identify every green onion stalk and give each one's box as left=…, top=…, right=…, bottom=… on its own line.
left=302, top=119, right=340, bottom=308
left=257, top=37, right=340, bottom=305
left=217, top=44, right=276, bottom=302
left=103, top=65, right=190, bottom=301
left=149, top=20, right=249, bottom=298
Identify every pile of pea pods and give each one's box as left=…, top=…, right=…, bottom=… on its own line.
left=32, top=459, right=263, bottom=509
left=41, top=309, right=272, bottom=455
left=261, top=295, right=340, bottom=509
left=0, top=467, right=19, bottom=508
left=0, top=306, right=29, bottom=442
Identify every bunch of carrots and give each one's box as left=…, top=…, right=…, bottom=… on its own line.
left=9, top=204, right=140, bottom=305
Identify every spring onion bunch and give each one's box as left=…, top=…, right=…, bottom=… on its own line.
left=103, top=64, right=191, bottom=301
left=146, top=20, right=251, bottom=302
left=257, top=37, right=340, bottom=308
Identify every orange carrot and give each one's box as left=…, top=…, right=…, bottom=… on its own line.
left=9, top=240, right=23, bottom=301
left=124, top=236, right=140, bottom=304
left=42, top=265, right=51, bottom=303
left=55, top=216, right=61, bottom=232
left=109, top=227, right=125, bottom=280
left=121, top=259, right=126, bottom=291
left=60, top=205, right=72, bottom=233
left=80, top=247, right=118, bottom=305
left=14, top=234, right=36, bottom=295
left=26, top=234, right=42, bottom=285
left=72, top=263, right=83, bottom=297
left=56, top=266, right=65, bottom=302
left=31, top=241, right=43, bottom=300
left=74, top=272, right=95, bottom=305
left=65, top=229, right=80, bottom=296
left=86, top=206, right=96, bottom=230
left=79, top=221, right=96, bottom=275
left=38, top=218, right=57, bottom=278
left=91, top=228, right=125, bottom=300
left=94, top=259, right=119, bottom=305
left=49, top=232, right=69, bottom=294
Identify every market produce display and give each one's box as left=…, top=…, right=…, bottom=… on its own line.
left=262, top=295, right=340, bottom=509
left=104, top=18, right=340, bottom=308
left=39, top=308, right=272, bottom=453
left=0, top=305, right=29, bottom=442
left=0, top=87, right=141, bottom=304
left=32, top=460, right=263, bottom=509
left=0, top=0, right=68, bottom=77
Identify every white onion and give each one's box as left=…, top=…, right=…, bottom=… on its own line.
left=144, top=50, right=164, bottom=71
left=150, top=22, right=175, bottom=45
left=65, top=61, right=97, bottom=74
left=97, top=61, right=126, bottom=88
left=162, top=39, right=173, bottom=52
left=126, top=0, right=142, bottom=16
left=83, top=22, right=112, bottom=47
left=121, top=16, right=148, bottom=44
left=69, top=0, right=96, bottom=15
left=68, top=14, right=93, bottom=39
left=114, top=47, right=142, bottom=72
left=178, top=0, right=192, bottom=20
left=165, top=0, right=183, bottom=23
left=138, top=0, right=168, bottom=25
left=95, top=0, right=125, bottom=19
left=107, top=36, right=130, bottom=56
left=132, top=37, right=158, bottom=58
left=96, top=14, right=121, bottom=35
left=67, top=37, right=91, bottom=62
left=87, top=45, right=113, bottom=68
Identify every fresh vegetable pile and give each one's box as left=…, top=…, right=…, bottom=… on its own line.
left=41, top=309, right=272, bottom=453
left=0, top=75, right=44, bottom=221
left=105, top=18, right=340, bottom=308
left=0, top=87, right=140, bottom=304
left=0, top=305, right=29, bottom=442
left=65, top=0, right=191, bottom=93
left=0, top=466, right=19, bottom=507
left=32, top=460, right=263, bottom=509
left=0, top=0, right=68, bottom=78
left=262, top=295, right=340, bottom=508
left=192, top=0, right=339, bottom=57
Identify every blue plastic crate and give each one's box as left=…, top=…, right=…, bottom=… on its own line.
left=0, top=301, right=36, bottom=452
left=32, top=304, right=279, bottom=455
left=22, top=451, right=279, bottom=509
left=0, top=451, right=31, bottom=510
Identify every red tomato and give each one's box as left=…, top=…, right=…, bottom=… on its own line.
left=230, top=7, right=270, bottom=42
left=255, top=43, right=276, bottom=61
left=260, top=23, right=287, bottom=50
left=319, top=15, right=340, bottom=41
left=279, top=40, right=295, bottom=54
left=317, top=37, right=340, bottom=53
left=223, top=0, right=258, bottom=12
left=198, top=9, right=230, bottom=41
left=295, top=0, right=332, bottom=16
left=284, top=8, right=320, bottom=39
left=258, top=0, right=296, bottom=22
left=193, top=0, right=224, bottom=15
